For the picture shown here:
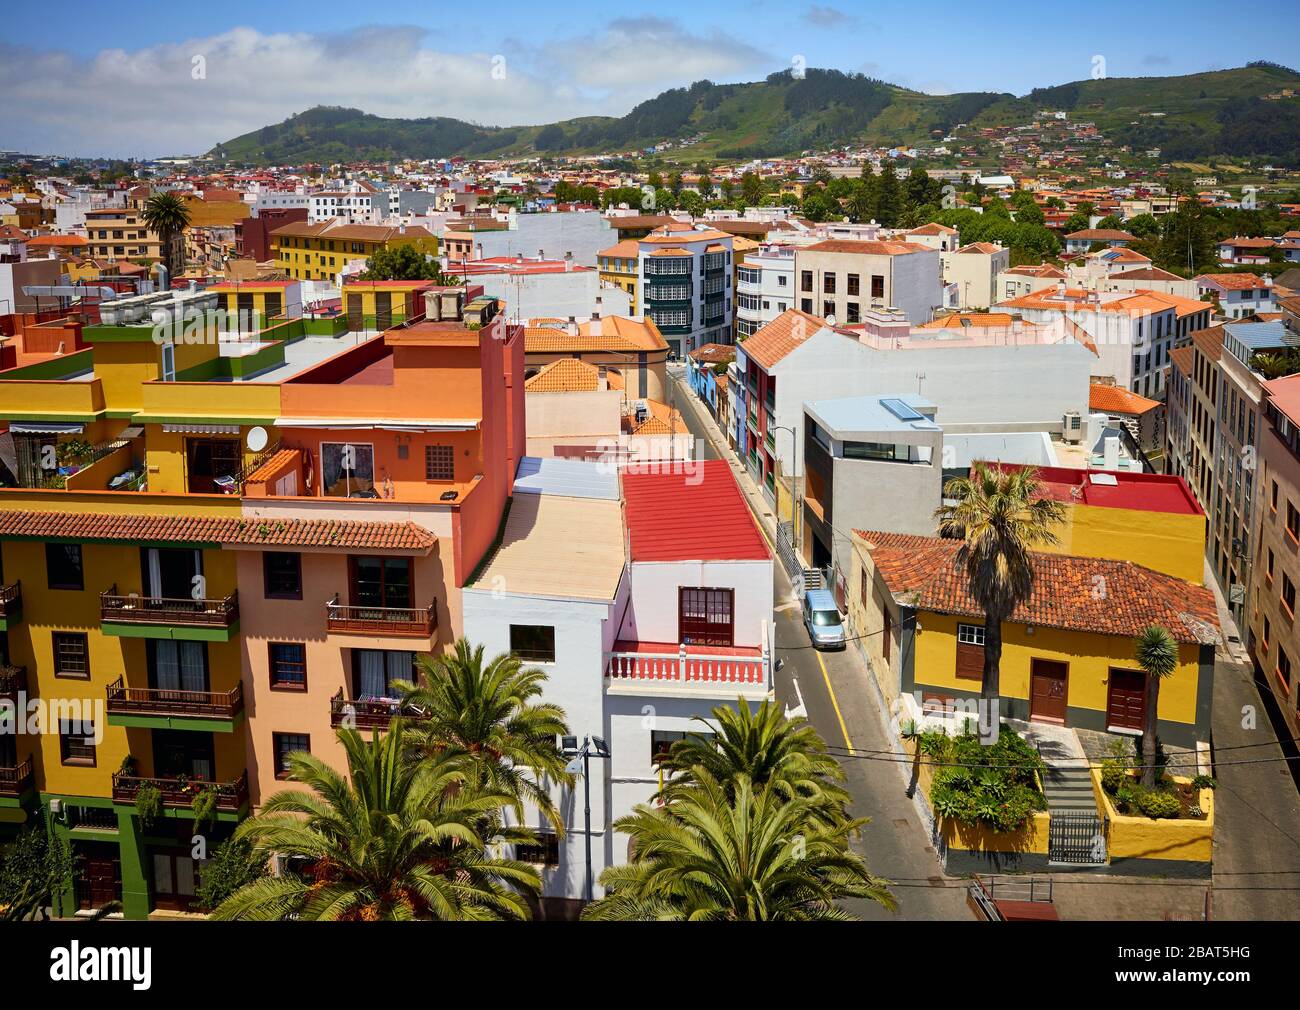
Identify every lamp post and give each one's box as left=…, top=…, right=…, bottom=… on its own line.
left=562, top=734, right=611, bottom=903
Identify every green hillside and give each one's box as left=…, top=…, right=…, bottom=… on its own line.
left=209, top=63, right=1300, bottom=165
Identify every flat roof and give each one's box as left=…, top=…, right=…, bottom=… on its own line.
left=991, top=462, right=1203, bottom=516
left=805, top=393, right=939, bottom=435
left=513, top=456, right=620, bottom=500
left=945, top=432, right=1057, bottom=470
left=471, top=493, right=625, bottom=601
left=623, top=459, right=770, bottom=563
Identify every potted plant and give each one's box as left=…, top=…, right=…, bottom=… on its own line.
left=134, top=783, right=163, bottom=827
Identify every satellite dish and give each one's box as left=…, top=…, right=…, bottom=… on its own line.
left=565, top=757, right=584, bottom=776
left=246, top=426, right=269, bottom=452
left=825, top=314, right=837, bottom=327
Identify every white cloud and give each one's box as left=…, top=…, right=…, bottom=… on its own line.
left=0, top=21, right=773, bottom=158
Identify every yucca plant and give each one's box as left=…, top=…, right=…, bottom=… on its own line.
left=1135, top=625, right=1180, bottom=788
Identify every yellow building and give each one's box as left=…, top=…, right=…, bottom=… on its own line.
left=848, top=530, right=1220, bottom=747
left=271, top=220, right=437, bottom=282
left=597, top=239, right=640, bottom=314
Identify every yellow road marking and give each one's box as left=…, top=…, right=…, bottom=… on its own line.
left=814, top=647, right=855, bottom=754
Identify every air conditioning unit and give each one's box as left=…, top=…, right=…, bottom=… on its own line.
left=1062, top=410, right=1084, bottom=443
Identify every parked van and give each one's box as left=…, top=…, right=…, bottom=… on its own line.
left=802, top=587, right=845, bottom=650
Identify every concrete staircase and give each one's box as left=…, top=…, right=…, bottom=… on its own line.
left=1042, top=762, right=1097, bottom=814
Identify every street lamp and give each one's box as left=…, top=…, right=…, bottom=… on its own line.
left=561, top=734, right=612, bottom=903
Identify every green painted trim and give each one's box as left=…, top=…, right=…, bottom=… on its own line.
left=113, top=803, right=247, bottom=824
left=0, top=348, right=94, bottom=379
left=66, top=826, right=120, bottom=841
left=0, top=411, right=106, bottom=423
left=104, top=409, right=140, bottom=419
left=101, top=619, right=238, bottom=642
left=116, top=809, right=150, bottom=919
left=39, top=792, right=116, bottom=808
left=0, top=793, right=33, bottom=808
left=0, top=608, right=18, bottom=630
left=107, top=711, right=241, bottom=733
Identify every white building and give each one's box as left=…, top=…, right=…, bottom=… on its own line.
left=461, top=457, right=773, bottom=908
left=308, top=180, right=387, bottom=224
left=941, top=241, right=1010, bottom=310
left=448, top=256, right=631, bottom=321
left=638, top=227, right=735, bottom=356
left=735, top=244, right=796, bottom=338
left=1195, top=273, right=1276, bottom=319
left=794, top=239, right=942, bottom=326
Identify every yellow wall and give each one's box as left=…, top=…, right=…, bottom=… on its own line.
left=1091, top=768, right=1214, bottom=863
left=1044, top=502, right=1207, bottom=585
left=912, top=611, right=1203, bottom=728
left=1, top=540, right=241, bottom=798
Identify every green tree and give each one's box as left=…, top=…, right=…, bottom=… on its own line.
left=678, top=190, right=705, bottom=217
left=213, top=720, right=539, bottom=920
left=933, top=463, right=1067, bottom=708
left=740, top=171, right=766, bottom=207
left=1127, top=213, right=1160, bottom=239
left=0, top=827, right=74, bottom=921
left=581, top=770, right=895, bottom=921
left=1134, top=626, right=1180, bottom=788
left=1062, top=211, right=1091, bottom=234
left=875, top=160, right=902, bottom=227
left=396, top=639, right=573, bottom=831
left=140, top=191, right=191, bottom=280
left=359, top=243, right=446, bottom=282
left=194, top=835, right=269, bottom=912
left=658, top=700, right=851, bottom=825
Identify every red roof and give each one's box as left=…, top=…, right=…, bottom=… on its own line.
left=989, top=463, right=1203, bottom=516
left=622, top=459, right=770, bottom=562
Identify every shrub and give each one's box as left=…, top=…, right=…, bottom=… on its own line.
left=193, top=837, right=269, bottom=913
left=1191, top=774, right=1218, bottom=792
left=134, top=784, right=163, bottom=826
left=924, top=727, right=1047, bottom=832
left=1136, top=789, right=1181, bottom=820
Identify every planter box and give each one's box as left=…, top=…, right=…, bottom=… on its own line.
left=1090, top=767, right=1213, bottom=878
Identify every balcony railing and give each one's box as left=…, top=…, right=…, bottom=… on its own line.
left=606, top=645, right=768, bottom=693
left=111, top=770, right=249, bottom=812
left=326, top=598, right=438, bottom=637
left=0, top=581, right=21, bottom=620
left=0, top=756, right=34, bottom=797
left=0, top=664, right=27, bottom=700
left=106, top=676, right=244, bottom=720
left=100, top=586, right=239, bottom=628
left=329, top=689, right=426, bottom=730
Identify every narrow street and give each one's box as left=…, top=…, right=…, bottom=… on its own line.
left=667, top=367, right=972, bottom=918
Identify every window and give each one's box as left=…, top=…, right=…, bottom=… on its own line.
left=53, top=632, right=89, bottom=679
left=957, top=624, right=985, bottom=646
left=847, top=273, right=860, bottom=296
left=651, top=729, right=715, bottom=765
left=269, top=642, right=307, bottom=690
left=424, top=444, right=454, bottom=481
left=272, top=733, right=310, bottom=779
left=1283, top=574, right=1296, bottom=619
left=871, top=275, right=885, bottom=299
left=46, top=543, right=83, bottom=590
left=321, top=441, right=375, bottom=497
left=823, top=273, right=836, bottom=294
left=1279, top=648, right=1292, bottom=693
left=846, top=302, right=860, bottom=323
left=800, top=298, right=813, bottom=314
left=1268, top=547, right=1275, bottom=582
left=510, top=625, right=556, bottom=663
left=350, top=556, right=411, bottom=610
left=263, top=552, right=302, bottom=599
left=1271, top=480, right=1279, bottom=512
left=679, top=588, right=734, bottom=647
left=883, top=607, right=892, bottom=664
left=515, top=833, right=560, bottom=866
left=1288, top=501, right=1299, bottom=543
left=60, top=719, right=97, bottom=766
left=800, top=270, right=813, bottom=293
left=1262, top=617, right=1271, bottom=654
left=351, top=649, right=415, bottom=697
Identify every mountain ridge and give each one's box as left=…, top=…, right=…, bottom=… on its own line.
left=208, top=63, right=1300, bottom=165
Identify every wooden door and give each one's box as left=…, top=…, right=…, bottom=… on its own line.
left=1029, top=659, right=1069, bottom=723
left=346, top=292, right=363, bottom=331
left=679, top=588, right=734, bottom=647
left=1107, top=669, right=1147, bottom=731
left=375, top=291, right=392, bottom=330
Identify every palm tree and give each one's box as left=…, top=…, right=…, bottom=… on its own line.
left=659, top=700, right=851, bottom=824
left=1134, top=625, right=1179, bottom=788
left=934, top=463, right=1067, bottom=708
left=140, top=191, right=190, bottom=280
left=212, top=720, right=539, bottom=920
left=582, top=770, right=895, bottom=921
left=396, top=638, right=572, bottom=832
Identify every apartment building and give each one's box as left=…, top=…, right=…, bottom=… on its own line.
left=461, top=457, right=773, bottom=908
left=1196, top=273, right=1277, bottom=319
left=794, top=240, right=941, bottom=326
left=637, top=227, right=735, bottom=356
left=448, top=256, right=631, bottom=322
left=735, top=244, right=796, bottom=338
left=83, top=189, right=182, bottom=268
left=942, top=242, right=1010, bottom=310
left=596, top=239, right=640, bottom=314
left=271, top=220, right=438, bottom=282
left=307, top=180, right=387, bottom=225
left=1251, top=373, right=1300, bottom=739
left=0, top=286, right=524, bottom=917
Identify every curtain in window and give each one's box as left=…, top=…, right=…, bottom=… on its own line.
left=385, top=652, right=413, bottom=695
left=153, top=641, right=206, bottom=692
left=358, top=650, right=386, bottom=699
left=179, top=641, right=205, bottom=692
left=154, top=641, right=181, bottom=691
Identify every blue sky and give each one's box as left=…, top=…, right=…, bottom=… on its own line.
left=2, top=0, right=1293, bottom=157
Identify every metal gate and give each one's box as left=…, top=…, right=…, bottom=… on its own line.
left=1047, top=812, right=1107, bottom=865
left=775, top=521, right=801, bottom=580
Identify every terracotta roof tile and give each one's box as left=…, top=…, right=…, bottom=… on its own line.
left=739, top=309, right=827, bottom=369
left=0, top=510, right=436, bottom=552
left=525, top=358, right=602, bottom=392
left=1089, top=383, right=1162, bottom=415
left=855, top=531, right=1219, bottom=645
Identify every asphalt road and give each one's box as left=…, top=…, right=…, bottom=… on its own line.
left=668, top=367, right=971, bottom=919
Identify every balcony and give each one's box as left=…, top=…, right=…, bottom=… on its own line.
left=326, top=599, right=438, bottom=639
left=0, top=756, right=34, bottom=800
left=111, top=770, right=249, bottom=816
left=0, top=581, right=21, bottom=629
left=605, top=641, right=769, bottom=699
left=329, top=689, right=427, bottom=731
left=105, top=676, right=244, bottom=732
left=100, top=586, right=240, bottom=642
left=0, top=664, right=27, bottom=703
